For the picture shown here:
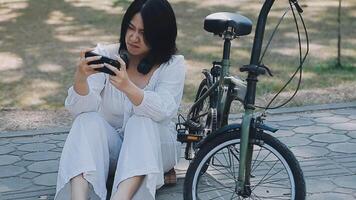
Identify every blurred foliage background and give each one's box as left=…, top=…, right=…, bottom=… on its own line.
left=0, top=0, right=355, bottom=112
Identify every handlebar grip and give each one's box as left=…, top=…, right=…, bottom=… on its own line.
left=291, top=0, right=303, bottom=13
left=240, top=65, right=266, bottom=75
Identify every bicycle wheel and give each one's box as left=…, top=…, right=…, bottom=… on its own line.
left=191, top=79, right=217, bottom=135
left=184, top=130, right=305, bottom=200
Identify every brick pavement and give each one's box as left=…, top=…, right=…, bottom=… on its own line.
left=1, top=102, right=356, bottom=199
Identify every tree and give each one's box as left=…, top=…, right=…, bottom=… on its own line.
left=336, top=0, right=342, bottom=68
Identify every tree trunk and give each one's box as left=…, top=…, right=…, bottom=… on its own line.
left=336, top=0, right=342, bottom=68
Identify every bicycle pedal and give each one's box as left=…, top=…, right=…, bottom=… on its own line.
left=177, top=132, right=203, bottom=143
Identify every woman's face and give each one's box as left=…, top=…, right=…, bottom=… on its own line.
left=125, top=13, right=150, bottom=57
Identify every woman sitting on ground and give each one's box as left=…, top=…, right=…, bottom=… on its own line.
left=54, top=0, right=185, bottom=199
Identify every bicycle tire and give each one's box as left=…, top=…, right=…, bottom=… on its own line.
left=191, top=79, right=217, bottom=134
left=184, top=130, right=306, bottom=200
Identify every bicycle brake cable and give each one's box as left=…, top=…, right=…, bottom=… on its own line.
left=255, top=0, right=310, bottom=112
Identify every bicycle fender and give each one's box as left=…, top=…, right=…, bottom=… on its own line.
left=256, top=123, right=278, bottom=133
left=195, top=123, right=278, bottom=149
left=196, top=123, right=241, bottom=149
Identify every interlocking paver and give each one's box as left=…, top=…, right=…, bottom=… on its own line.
left=332, top=109, right=356, bottom=115
left=265, top=114, right=299, bottom=122
left=0, top=146, right=15, bottom=155
left=330, top=122, right=356, bottom=131
left=273, top=129, right=295, bottom=137
left=20, top=171, right=41, bottom=179
left=0, top=155, right=20, bottom=165
left=334, top=187, right=356, bottom=195
left=313, top=116, right=350, bottom=123
left=11, top=137, right=50, bottom=144
left=333, top=175, right=356, bottom=189
left=17, top=143, right=57, bottom=152
left=308, top=193, right=354, bottom=200
left=0, top=177, right=32, bottom=193
left=23, top=152, right=60, bottom=161
left=294, top=125, right=331, bottom=134
left=56, top=142, right=64, bottom=148
left=28, top=160, right=59, bottom=173
left=327, top=142, right=356, bottom=154
left=291, top=146, right=329, bottom=158
left=0, top=104, right=355, bottom=199
left=348, top=115, right=356, bottom=119
left=278, top=118, right=315, bottom=127
left=310, top=142, right=329, bottom=147
left=9, top=150, right=29, bottom=156
left=45, top=134, right=68, bottom=141
left=347, top=131, right=356, bottom=138
left=33, top=173, right=57, bottom=186
left=278, top=136, right=311, bottom=147
left=299, top=111, right=333, bottom=118
left=13, top=160, right=33, bottom=167
left=0, top=165, right=26, bottom=178
left=310, top=133, right=349, bottom=143
left=305, top=178, right=336, bottom=193
left=0, top=140, right=9, bottom=145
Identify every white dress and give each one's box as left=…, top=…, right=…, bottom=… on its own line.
left=55, top=43, right=186, bottom=200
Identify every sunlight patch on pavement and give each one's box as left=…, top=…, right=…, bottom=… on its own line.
left=0, top=52, right=23, bottom=71
left=192, top=45, right=220, bottom=55
left=65, top=0, right=125, bottom=15
left=46, top=10, right=74, bottom=25
left=37, top=63, right=64, bottom=73
left=19, top=79, right=60, bottom=107
left=0, top=71, right=24, bottom=83
left=0, top=8, right=22, bottom=22
left=0, top=0, right=28, bottom=22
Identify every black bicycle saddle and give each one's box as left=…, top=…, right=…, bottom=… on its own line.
left=204, top=12, right=252, bottom=36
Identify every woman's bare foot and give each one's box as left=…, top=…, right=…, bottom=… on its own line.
left=164, top=168, right=177, bottom=186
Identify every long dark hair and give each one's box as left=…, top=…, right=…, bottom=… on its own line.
left=119, top=0, right=178, bottom=74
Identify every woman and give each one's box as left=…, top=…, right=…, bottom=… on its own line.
left=54, top=0, right=185, bottom=199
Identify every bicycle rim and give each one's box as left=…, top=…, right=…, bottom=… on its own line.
left=191, top=135, right=296, bottom=200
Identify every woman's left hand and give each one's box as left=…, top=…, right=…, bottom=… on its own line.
left=106, top=55, right=132, bottom=92
left=106, top=55, right=144, bottom=106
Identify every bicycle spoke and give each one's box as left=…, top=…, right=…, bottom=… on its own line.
left=253, top=168, right=289, bottom=190
left=208, top=160, right=234, bottom=179
left=251, top=144, right=263, bottom=171
left=211, top=151, right=236, bottom=178
left=251, top=149, right=272, bottom=174
left=252, top=160, right=278, bottom=189
left=189, top=133, right=303, bottom=200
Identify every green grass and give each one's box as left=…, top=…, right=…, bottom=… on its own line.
left=0, top=0, right=355, bottom=110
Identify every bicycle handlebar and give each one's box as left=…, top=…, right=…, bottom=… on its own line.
left=250, top=0, right=303, bottom=65
left=250, top=0, right=275, bottom=65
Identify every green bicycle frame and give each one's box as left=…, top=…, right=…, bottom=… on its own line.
left=237, top=0, right=275, bottom=194
left=186, top=0, right=275, bottom=195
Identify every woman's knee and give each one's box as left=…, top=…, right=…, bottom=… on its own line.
left=126, top=115, right=159, bottom=130
left=66, top=112, right=113, bottom=146
left=124, top=115, right=159, bottom=138
left=73, top=112, right=104, bottom=125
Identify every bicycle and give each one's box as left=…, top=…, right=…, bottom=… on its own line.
left=176, top=0, right=308, bottom=199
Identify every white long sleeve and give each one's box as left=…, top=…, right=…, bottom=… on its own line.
left=132, top=55, right=186, bottom=122
left=65, top=73, right=106, bottom=117
left=64, top=45, right=108, bottom=117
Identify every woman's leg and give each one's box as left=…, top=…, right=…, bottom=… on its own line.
left=111, top=176, right=145, bottom=200
left=71, top=174, right=89, bottom=200
left=55, top=112, right=122, bottom=200
left=111, top=115, right=163, bottom=200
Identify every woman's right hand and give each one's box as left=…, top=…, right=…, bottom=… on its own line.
left=75, top=48, right=105, bottom=81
